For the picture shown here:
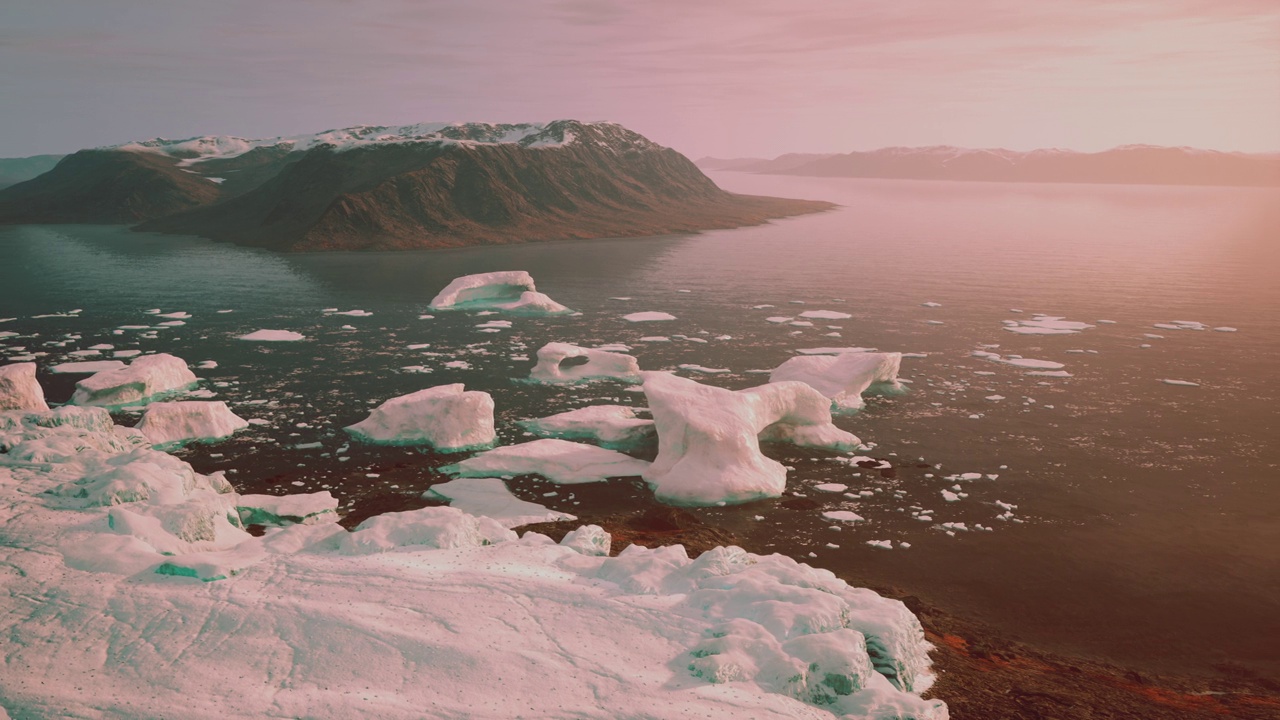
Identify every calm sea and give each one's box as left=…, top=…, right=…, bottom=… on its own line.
left=1, top=171, right=1276, bottom=678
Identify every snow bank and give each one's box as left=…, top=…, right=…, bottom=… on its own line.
left=0, top=408, right=944, bottom=719
left=518, top=404, right=655, bottom=448
left=442, top=438, right=650, bottom=484
left=344, top=384, right=495, bottom=452
left=528, top=342, right=641, bottom=384
left=69, top=353, right=198, bottom=408
left=425, top=477, right=577, bottom=528
left=428, top=271, right=572, bottom=315
left=642, top=372, right=861, bottom=506
left=0, top=362, right=49, bottom=411
left=770, top=352, right=903, bottom=412
left=136, top=401, right=249, bottom=447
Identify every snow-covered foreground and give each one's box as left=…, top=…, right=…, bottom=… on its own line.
left=0, top=405, right=945, bottom=719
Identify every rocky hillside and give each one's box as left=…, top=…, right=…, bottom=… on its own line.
left=0, top=120, right=831, bottom=249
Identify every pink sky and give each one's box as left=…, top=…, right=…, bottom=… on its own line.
left=1, top=0, right=1277, bottom=157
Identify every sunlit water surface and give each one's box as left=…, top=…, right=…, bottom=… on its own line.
left=2, top=172, right=1277, bottom=678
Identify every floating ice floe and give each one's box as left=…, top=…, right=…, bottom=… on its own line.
left=428, top=271, right=572, bottom=315
left=528, top=342, right=641, bottom=384
left=517, top=405, right=655, bottom=449
left=921, top=302, right=941, bottom=308
left=769, top=352, right=903, bottom=413
left=344, top=384, right=496, bottom=452
left=1003, top=316, right=1094, bottom=335
left=0, top=362, right=49, bottom=411
left=237, top=329, right=306, bottom=342
left=49, top=360, right=127, bottom=375
left=796, top=347, right=876, bottom=355
left=69, top=353, right=198, bottom=408
left=798, top=310, right=853, bottom=320
left=642, top=372, right=860, bottom=506
left=679, top=364, right=730, bottom=374
left=135, top=401, right=249, bottom=447
left=442, top=438, right=650, bottom=484
left=623, top=311, right=676, bottom=322
left=824, top=510, right=865, bottom=523
left=1153, top=320, right=1207, bottom=331
left=1214, top=327, right=1237, bottom=332
left=425, top=478, right=577, bottom=528
left=236, top=491, right=339, bottom=527
left=971, top=350, right=1065, bottom=372
left=1161, top=379, right=1200, bottom=387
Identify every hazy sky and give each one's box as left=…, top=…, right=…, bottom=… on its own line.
left=2, top=0, right=1277, bottom=158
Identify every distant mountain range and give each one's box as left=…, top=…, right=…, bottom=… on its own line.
left=697, top=146, right=1280, bottom=187
left=0, top=120, right=830, bottom=251
left=0, top=155, right=64, bottom=189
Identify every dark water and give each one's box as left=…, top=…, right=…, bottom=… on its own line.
left=1, top=173, right=1277, bottom=679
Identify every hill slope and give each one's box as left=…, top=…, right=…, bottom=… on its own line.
left=0, top=155, right=65, bottom=190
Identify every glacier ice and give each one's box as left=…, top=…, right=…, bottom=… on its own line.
left=528, top=342, right=641, bottom=384
left=517, top=404, right=655, bottom=448
left=424, top=477, right=576, bottom=528
left=0, top=362, right=49, bottom=411
left=641, top=372, right=860, bottom=506
left=136, top=401, right=249, bottom=447
left=428, top=270, right=571, bottom=315
left=770, top=352, right=903, bottom=412
left=344, top=384, right=496, bottom=452
left=442, top=438, right=650, bottom=484
left=68, top=353, right=198, bottom=408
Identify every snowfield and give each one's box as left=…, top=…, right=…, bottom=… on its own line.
left=0, top=403, right=945, bottom=719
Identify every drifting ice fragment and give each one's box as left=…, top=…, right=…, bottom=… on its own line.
left=443, top=438, right=650, bottom=484
left=237, top=329, right=306, bottom=342
left=425, top=478, right=576, bottom=528
left=428, top=271, right=571, bottom=315
left=136, top=401, right=250, bottom=447
left=345, top=384, right=496, bottom=451
left=623, top=311, right=676, bottom=322
left=642, top=372, right=860, bottom=506
left=769, top=352, right=903, bottom=412
left=528, top=342, right=641, bottom=384
left=518, top=404, right=655, bottom=448
left=69, top=353, right=198, bottom=408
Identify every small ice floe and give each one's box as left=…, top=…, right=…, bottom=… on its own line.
left=528, top=342, right=640, bottom=384
left=156, top=312, right=191, bottom=319
left=425, top=478, right=576, bottom=528
left=195, top=360, right=217, bottom=370
left=813, top=483, right=848, bottom=493
left=1214, top=327, right=1237, bottom=332
left=50, top=360, right=127, bottom=375
left=638, top=336, right=670, bottom=343
left=1097, top=319, right=1116, bottom=324
left=442, top=438, right=649, bottom=484
left=789, top=321, right=814, bottom=327
left=1154, top=320, right=1208, bottom=331
left=475, top=320, right=512, bottom=330
left=518, top=405, right=655, bottom=449
left=1161, top=379, right=1200, bottom=387
left=136, top=401, right=250, bottom=447
left=346, top=384, right=495, bottom=451
left=113, top=350, right=142, bottom=358
left=678, top=364, right=730, bottom=374
left=1003, top=316, right=1094, bottom=335
left=237, top=330, right=306, bottom=342
left=921, top=302, right=941, bottom=308
left=795, top=346, right=876, bottom=355
left=609, top=297, right=632, bottom=301
left=798, top=310, right=852, bottom=320
left=765, top=316, right=793, bottom=324
left=823, top=511, right=865, bottom=523
left=622, top=311, right=676, bottom=322
left=428, top=271, right=572, bottom=315
left=924, top=320, right=944, bottom=325
left=1027, top=370, right=1072, bottom=377
left=865, top=540, right=893, bottom=550
left=751, top=304, right=775, bottom=309
left=443, top=360, right=471, bottom=370
left=971, top=350, right=1065, bottom=372
left=329, top=309, right=372, bottom=317
left=69, top=354, right=198, bottom=407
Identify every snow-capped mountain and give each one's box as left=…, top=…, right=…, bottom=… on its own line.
left=0, top=120, right=830, bottom=250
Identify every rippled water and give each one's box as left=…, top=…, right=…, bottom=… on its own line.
left=1, top=173, right=1277, bottom=678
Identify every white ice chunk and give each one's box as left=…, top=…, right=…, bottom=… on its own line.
left=528, top=342, right=641, bottom=384
left=136, top=401, right=249, bottom=447
left=236, top=492, right=339, bottom=526
left=642, top=372, right=860, bottom=506
left=339, top=506, right=516, bottom=554
left=823, top=510, right=865, bottom=523
left=1003, top=316, right=1094, bottom=335
left=518, top=404, right=655, bottom=448
left=344, top=384, right=496, bottom=452
left=559, top=524, right=611, bottom=555
left=425, top=478, right=576, bottom=528
left=428, top=271, right=571, bottom=315
left=623, top=311, right=676, bottom=322
left=237, top=329, right=306, bottom=342
left=798, top=310, right=852, bottom=320
left=769, top=352, right=902, bottom=412
left=0, top=362, right=50, bottom=411
left=443, top=438, right=649, bottom=484
left=69, top=353, right=198, bottom=408
left=1161, top=379, right=1200, bottom=387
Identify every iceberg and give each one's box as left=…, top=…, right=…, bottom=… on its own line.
left=236, top=491, right=340, bottom=526
left=641, top=372, right=861, bottom=506
left=68, top=353, right=198, bottom=408
left=622, top=311, right=676, bottom=322
left=0, top=362, right=49, bottom=411
left=425, top=477, right=577, bottom=528
left=428, top=270, right=572, bottom=315
left=528, top=342, right=641, bottom=384
left=517, top=404, right=655, bottom=448
left=344, top=384, right=496, bottom=452
left=237, top=329, right=306, bottom=342
left=135, top=401, right=250, bottom=447
left=442, top=438, right=650, bottom=484
left=770, top=352, right=903, bottom=412
left=49, top=360, right=127, bottom=375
